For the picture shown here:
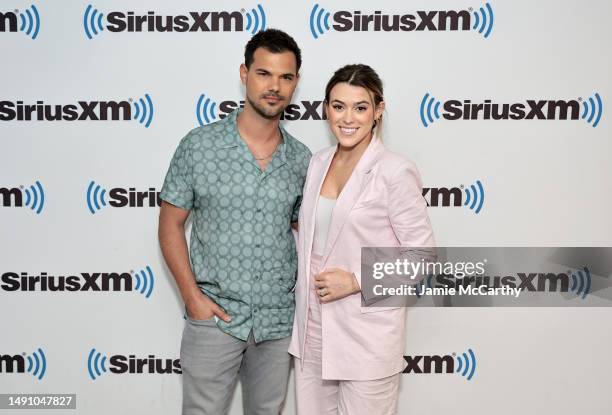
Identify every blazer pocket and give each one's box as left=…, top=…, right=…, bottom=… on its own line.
left=352, top=198, right=379, bottom=211
left=360, top=305, right=402, bottom=314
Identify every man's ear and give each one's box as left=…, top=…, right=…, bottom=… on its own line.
left=239, top=63, right=248, bottom=85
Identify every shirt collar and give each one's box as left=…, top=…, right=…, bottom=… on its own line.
left=216, top=108, right=291, bottom=163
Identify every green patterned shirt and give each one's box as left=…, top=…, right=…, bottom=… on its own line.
left=161, top=110, right=311, bottom=342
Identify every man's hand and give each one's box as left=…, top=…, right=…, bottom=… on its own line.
left=186, top=290, right=231, bottom=322
left=314, top=268, right=360, bottom=304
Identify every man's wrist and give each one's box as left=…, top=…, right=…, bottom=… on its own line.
left=184, top=287, right=205, bottom=305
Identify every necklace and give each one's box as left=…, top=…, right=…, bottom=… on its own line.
left=253, top=148, right=277, bottom=160
left=252, top=134, right=281, bottom=160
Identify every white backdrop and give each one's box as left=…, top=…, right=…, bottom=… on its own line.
left=1, top=1, right=611, bottom=414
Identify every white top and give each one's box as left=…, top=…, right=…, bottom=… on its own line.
left=312, top=195, right=336, bottom=256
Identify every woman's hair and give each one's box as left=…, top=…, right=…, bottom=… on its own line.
left=324, top=64, right=385, bottom=136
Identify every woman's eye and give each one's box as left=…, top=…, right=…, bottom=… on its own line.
left=333, top=105, right=343, bottom=110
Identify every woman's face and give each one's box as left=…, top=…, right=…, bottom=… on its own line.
left=326, top=82, right=383, bottom=150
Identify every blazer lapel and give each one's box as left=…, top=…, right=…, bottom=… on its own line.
left=301, top=147, right=335, bottom=290
left=305, top=150, right=335, bottom=231
left=322, top=138, right=385, bottom=265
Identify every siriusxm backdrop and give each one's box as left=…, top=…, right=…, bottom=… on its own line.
left=1, top=0, right=611, bottom=414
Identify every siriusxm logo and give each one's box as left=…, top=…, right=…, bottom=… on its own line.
left=0, top=4, right=40, bottom=39
left=419, top=266, right=592, bottom=299
left=423, top=180, right=485, bottom=214
left=196, top=93, right=326, bottom=126
left=83, top=4, right=266, bottom=39
left=309, top=2, right=493, bottom=39
left=0, top=94, right=154, bottom=127
left=403, top=348, right=476, bottom=381
left=87, top=348, right=181, bottom=380
left=0, top=348, right=46, bottom=380
left=86, top=181, right=161, bottom=214
left=420, top=92, right=604, bottom=127
left=0, top=181, right=45, bottom=214
left=1, top=266, right=155, bottom=298
left=570, top=267, right=591, bottom=299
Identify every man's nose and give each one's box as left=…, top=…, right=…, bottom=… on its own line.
left=267, top=77, right=280, bottom=92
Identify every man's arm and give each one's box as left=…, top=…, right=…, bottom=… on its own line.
left=158, top=201, right=231, bottom=322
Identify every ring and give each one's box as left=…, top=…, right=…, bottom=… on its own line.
left=318, top=288, right=326, bottom=297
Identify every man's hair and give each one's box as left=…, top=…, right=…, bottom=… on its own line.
left=244, top=29, right=302, bottom=72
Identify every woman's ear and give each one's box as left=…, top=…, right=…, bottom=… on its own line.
left=375, top=101, right=385, bottom=121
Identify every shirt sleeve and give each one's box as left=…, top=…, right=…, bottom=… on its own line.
left=160, top=134, right=194, bottom=210
left=291, top=195, right=302, bottom=223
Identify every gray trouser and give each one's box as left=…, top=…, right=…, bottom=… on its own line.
left=181, top=317, right=291, bottom=415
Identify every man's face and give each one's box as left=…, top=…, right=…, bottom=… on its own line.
left=240, top=47, right=299, bottom=120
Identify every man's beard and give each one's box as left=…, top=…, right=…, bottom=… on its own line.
left=247, top=94, right=286, bottom=120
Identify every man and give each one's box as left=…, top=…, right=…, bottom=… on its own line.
left=158, top=29, right=311, bottom=415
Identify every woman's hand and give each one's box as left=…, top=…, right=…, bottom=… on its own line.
left=314, top=268, right=360, bottom=303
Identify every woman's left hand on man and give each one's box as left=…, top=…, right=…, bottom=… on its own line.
left=314, top=268, right=360, bottom=303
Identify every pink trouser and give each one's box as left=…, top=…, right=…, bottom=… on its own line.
left=294, top=254, right=400, bottom=415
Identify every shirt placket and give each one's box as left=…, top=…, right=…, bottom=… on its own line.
left=250, top=168, right=267, bottom=341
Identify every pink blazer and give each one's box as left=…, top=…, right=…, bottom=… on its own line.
left=288, top=137, right=435, bottom=381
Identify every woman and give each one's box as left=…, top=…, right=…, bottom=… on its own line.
left=288, top=64, right=435, bottom=414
